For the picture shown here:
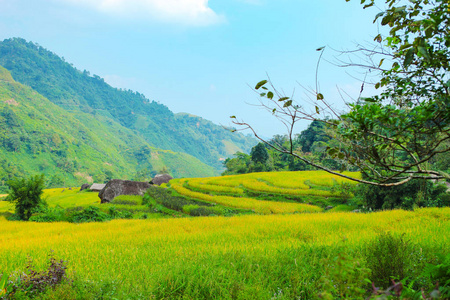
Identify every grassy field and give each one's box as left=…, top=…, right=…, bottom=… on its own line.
left=1, top=171, right=449, bottom=299
left=0, top=208, right=449, bottom=299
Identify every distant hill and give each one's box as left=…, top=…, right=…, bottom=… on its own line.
left=0, top=38, right=256, bottom=170
left=0, top=66, right=217, bottom=191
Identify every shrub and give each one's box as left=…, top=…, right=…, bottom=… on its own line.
left=69, top=206, right=110, bottom=223
left=182, top=204, right=199, bottom=214
left=3, top=252, right=68, bottom=298
left=364, top=232, right=412, bottom=289
left=5, top=174, right=46, bottom=220
left=356, top=179, right=449, bottom=210
left=108, top=206, right=133, bottom=219
left=29, top=206, right=66, bottom=222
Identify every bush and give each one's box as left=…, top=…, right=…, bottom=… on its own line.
left=364, top=232, right=413, bottom=289
left=5, top=174, right=46, bottom=220
left=108, top=206, right=133, bottom=219
left=29, top=206, right=66, bottom=222
left=3, top=252, right=68, bottom=298
left=69, top=206, right=110, bottom=223
left=356, top=179, right=449, bottom=210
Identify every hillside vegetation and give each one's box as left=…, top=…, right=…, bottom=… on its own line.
left=0, top=38, right=256, bottom=171
left=0, top=66, right=217, bottom=191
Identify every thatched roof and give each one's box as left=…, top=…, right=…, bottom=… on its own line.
left=90, top=183, right=106, bottom=191
left=150, top=174, right=173, bottom=186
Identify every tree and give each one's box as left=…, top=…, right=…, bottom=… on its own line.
left=251, top=143, right=269, bottom=165
left=6, top=174, right=45, bottom=220
left=232, top=0, right=450, bottom=186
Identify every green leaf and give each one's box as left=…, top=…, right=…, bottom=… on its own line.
left=381, top=15, right=391, bottom=26
left=278, top=97, right=290, bottom=102
left=260, top=92, right=266, bottom=97
left=316, top=46, right=325, bottom=51
left=267, top=91, right=274, bottom=99
left=317, top=93, right=324, bottom=100
left=255, top=80, right=268, bottom=90
left=328, top=148, right=338, bottom=156
left=0, top=273, right=8, bottom=290
left=283, top=100, right=292, bottom=107
left=374, top=12, right=384, bottom=21
left=378, top=58, right=385, bottom=67
left=374, top=34, right=382, bottom=43
left=417, top=46, right=430, bottom=60
left=403, top=48, right=415, bottom=68
left=315, top=106, right=320, bottom=114
left=230, top=116, right=236, bottom=119
left=272, top=108, right=276, bottom=114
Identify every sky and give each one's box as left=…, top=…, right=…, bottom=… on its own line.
left=0, top=0, right=384, bottom=137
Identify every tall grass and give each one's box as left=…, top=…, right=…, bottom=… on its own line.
left=0, top=208, right=448, bottom=299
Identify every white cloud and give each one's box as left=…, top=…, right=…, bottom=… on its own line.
left=56, top=0, right=225, bottom=26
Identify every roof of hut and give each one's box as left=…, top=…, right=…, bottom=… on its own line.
left=150, top=174, right=173, bottom=186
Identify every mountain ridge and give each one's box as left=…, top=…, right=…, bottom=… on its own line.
left=0, top=37, right=256, bottom=170
left=0, top=65, right=218, bottom=191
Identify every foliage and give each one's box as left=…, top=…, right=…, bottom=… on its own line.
left=68, top=206, right=111, bottom=223
left=223, top=124, right=347, bottom=176
left=232, top=0, right=450, bottom=186
left=356, top=178, right=449, bottom=210
left=251, top=142, right=269, bottom=165
left=365, top=232, right=415, bottom=289
left=2, top=252, right=68, bottom=299
left=5, top=175, right=45, bottom=220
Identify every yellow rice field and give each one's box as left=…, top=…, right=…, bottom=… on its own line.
left=171, top=179, right=323, bottom=214
left=0, top=208, right=449, bottom=297
left=168, top=171, right=361, bottom=214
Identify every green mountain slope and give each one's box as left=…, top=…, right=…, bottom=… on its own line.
left=0, top=66, right=216, bottom=191
left=0, top=38, right=256, bottom=170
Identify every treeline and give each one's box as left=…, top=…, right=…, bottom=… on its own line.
left=223, top=121, right=343, bottom=175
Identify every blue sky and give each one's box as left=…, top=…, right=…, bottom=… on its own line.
left=0, top=0, right=383, bottom=137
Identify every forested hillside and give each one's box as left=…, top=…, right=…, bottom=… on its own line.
left=0, top=38, right=256, bottom=170
left=0, top=66, right=217, bottom=192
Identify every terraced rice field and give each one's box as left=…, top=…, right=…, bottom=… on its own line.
left=168, top=171, right=360, bottom=214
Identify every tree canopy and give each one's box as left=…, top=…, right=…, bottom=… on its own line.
left=232, top=0, right=450, bottom=186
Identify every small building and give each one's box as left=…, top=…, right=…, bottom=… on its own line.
left=90, top=183, right=106, bottom=192
left=150, top=174, right=173, bottom=186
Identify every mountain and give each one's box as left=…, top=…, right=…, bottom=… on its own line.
left=0, top=65, right=218, bottom=192
left=0, top=38, right=256, bottom=171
